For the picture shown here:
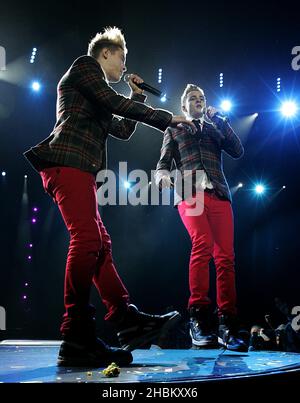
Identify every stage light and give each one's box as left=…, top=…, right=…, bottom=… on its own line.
left=31, top=218, right=37, bottom=223
left=160, top=94, right=167, bottom=102
left=219, top=73, right=223, bottom=88
left=277, top=77, right=281, bottom=93
left=30, top=47, right=37, bottom=64
left=238, top=183, right=243, bottom=188
left=282, top=185, right=286, bottom=189
left=220, top=99, right=232, bottom=112
left=124, top=181, right=131, bottom=189
left=254, top=113, right=259, bottom=117
left=280, top=101, right=298, bottom=117
left=31, top=81, right=41, bottom=92
left=27, top=256, right=32, bottom=260
left=255, top=184, right=265, bottom=194
left=29, top=244, right=33, bottom=248
left=25, top=283, right=29, bottom=287
left=33, top=207, right=38, bottom=212
left=23, top=295, right=27, bottom=300
left=24, top=175, right=28, bottom=179
left=1, top=171, right=6, bottom=177
left=158, top=68, right=162, bottom=84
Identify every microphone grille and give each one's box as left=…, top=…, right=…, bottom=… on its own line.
left=123, top=74, right=130, bottom=83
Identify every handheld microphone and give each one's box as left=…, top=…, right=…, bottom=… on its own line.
left=202, top=107, right=226, bottom=141
left=203, top=107, right=228, bottom=123
left=214, top=113, right=229, bottom=122
left=124, top=74, right=163, bottom=97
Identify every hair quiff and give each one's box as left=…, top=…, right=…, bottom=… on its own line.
left=88, top=26, right=127, bottom=59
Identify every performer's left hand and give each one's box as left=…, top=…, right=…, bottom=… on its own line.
left=127, top=74, right=144, bottom=94
left=206, top=106, right=219, bottom=119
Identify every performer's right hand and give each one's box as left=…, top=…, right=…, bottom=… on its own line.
left=169, top=116, right=197, bottom=134
left=159, top=175, right=173, bottom=189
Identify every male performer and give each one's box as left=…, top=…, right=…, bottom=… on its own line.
left=24, top=27, right=196, bottom=367
left=155, top=84, right=246, bottom=351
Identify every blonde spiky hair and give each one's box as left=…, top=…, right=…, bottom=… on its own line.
left=88, top=26, right=127, bottom=59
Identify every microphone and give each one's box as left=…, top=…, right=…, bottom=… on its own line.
left=202, top=107, right=226, bottom=141
left=203, top=107, right=228, bottom=123
left=214, top=113, right=229, bottom=122
left=124, top=74, right=163, bottom=97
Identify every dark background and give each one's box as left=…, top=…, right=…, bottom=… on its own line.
left=0, top=1, right=299, bottom=345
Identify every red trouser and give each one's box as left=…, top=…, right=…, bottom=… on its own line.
left=178, top=191, right=237, bottom=316
left=40, top=167, right=130, bottom=336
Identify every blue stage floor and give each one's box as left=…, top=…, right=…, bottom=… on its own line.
left=1, top=340, right=300, bottom=383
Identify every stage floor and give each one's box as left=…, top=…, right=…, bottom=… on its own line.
left=1, top=340, right=300, bottom=383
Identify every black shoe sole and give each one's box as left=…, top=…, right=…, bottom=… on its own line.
left=121, top=312, right=181, bottom=351
left=190, top=330, right=218, bottom=348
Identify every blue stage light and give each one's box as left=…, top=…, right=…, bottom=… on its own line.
left=280, top=101, right=298, bottom=118
left=31, top=81, right=41, bottom=92
left=220, top=99, right=232, bottom=112
left=124, top=181, right=131, bottom=189
left=160, top=94, right=167, bottom=102
left=255, top=184, right=265, bottom=194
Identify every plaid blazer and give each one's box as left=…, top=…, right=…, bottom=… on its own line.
left=24, top=56, right=172, bottom=174
left=156, top=118, right=244, bottom=202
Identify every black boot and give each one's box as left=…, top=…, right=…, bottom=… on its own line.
left=58, top=307, right=132, bottom=367
left=189, top=306, right=217, bottom=348
left=58, top=337, right=133, bottom=367
left=112, top=304, right=181, bottom=351
left=218, top=314, right=248, bottom=352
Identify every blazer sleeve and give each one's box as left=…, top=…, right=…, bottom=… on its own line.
left=155, top=128, right=175, bottom=173
left=70, top=56, right=172, bottom=132
left=107, top=93, right=146, bottom=140
left=212, top=117, right=244, bottom=159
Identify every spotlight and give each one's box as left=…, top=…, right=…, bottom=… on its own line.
left=280, top=101, right=298, bottom=117
left=238, top=183, right=243, bottom=188
left=220, top=99, right=232, bottom=112
left=255, top=184, right=265, bottom=194
left=158, top=68, right=163, bottom=84
left=24, top=175, right=28, bottom=179
left=31, top=81, right=41, bottom=92
left=1, top=171, right=6, bottom=177
left=219, top=73, right=224, bottom=88
left=31, top=218, right=37, bottom=223
left=160, top=94, right=167, bottom=102
left=277, top=77, right=281, bottom=93
left=30, top=47, right=37, bottom=64
left=254, top=113, right=259, bottom=117
left=282, top=185, right=286, bottom=189
left=124, top=181, right=131, bottom=189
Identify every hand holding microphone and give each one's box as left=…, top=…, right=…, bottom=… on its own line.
left=124, top=73, right=196, bottom=134
left=124, top=73, right=145, bottom=94
left=205, top=106, right=228, bottom=122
